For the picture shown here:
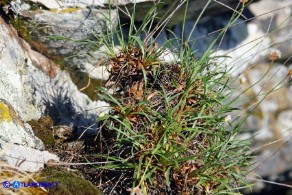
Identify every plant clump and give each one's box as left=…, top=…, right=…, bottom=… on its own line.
left=95, top=43, right=251, bottom=194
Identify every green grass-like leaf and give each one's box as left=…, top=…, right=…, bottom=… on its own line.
left=93, top=0, right=254, bottom=194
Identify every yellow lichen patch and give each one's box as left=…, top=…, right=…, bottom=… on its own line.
left=50, top=7, right=79, bottom=13
left=0, top=102, right=12, bottom=123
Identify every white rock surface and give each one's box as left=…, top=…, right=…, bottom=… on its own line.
left=249, top=0, right=292, bottom=20
left=277, top=110, right=292, bottom=137
left=214, top=23, right=271, bottom=76
left=0, top=139, right=59, bottom=172
left=29, top=0, right=61, bottom=9
left=0, top=120, right=44, bottom=150
left=249, top=0, right=292, bottom=60
left=33, top=70, right=109, bottom=133
left=240, top=63, right=291, bottom=142
left=84, top=62, right=110, bottom=80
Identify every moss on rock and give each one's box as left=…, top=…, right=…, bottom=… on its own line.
left=39, top=167, right=102, bottom=195
left=0, top=0, right=12, bottom=6
left=11, top=17, right=32, bottom=42
left=28, top=116, right=55, bottom=148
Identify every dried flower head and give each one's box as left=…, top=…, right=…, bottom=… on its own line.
left=240, top=0, right=248, bottom=4
left=239, top=76, right=247, bottom=84
left=99, top=112, right=106, bottom=118
left=224, top=115, right=232, bottom=122
left=268, top=49, right=282, bottom=61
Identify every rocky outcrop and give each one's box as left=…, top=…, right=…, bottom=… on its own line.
left=0, top=8, right=109, bottom=131
left=0, top=16, right=43, bottom=121
left=19, top=8, right=113, bottom=58
left=230, top=1, right=292, bottom=190
left=12, top=5, right=116, bottom=83
left=0, top=5, right=109, bottom=171
left=7, top=0, right=259, bottom=83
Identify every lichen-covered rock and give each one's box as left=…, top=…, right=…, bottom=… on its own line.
left=12, top=6, right=117, bottom=83
left=0, top=99, right=44, bottom=149
left=1, top=17, right=106, bottom=179
left=0, top=17, right=43, bottom=121
left=19, top=8, right=116, bottom=60
left=0, top=10, right=109, bottom=136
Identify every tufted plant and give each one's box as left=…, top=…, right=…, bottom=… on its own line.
left=94, top=0, right=255, bottom=194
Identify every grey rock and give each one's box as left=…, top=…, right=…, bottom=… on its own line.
left=27, top=0, right=110, bottom=9
left=239, top=63, right=290, bottom=142
left=0, top=17, right=45, bottom=150
left=0, top=99, right=44, bottom=150
left=0, top=10, right=109, bottom=141
left=277, top=110, right=292, bottom=137
left=17, top=7, right=117, bottom=80
left=249, top=0, right=292, bottom=60
left=9, top=0, right=31, bottom=15
left=127, top=17, right=269, bottom=76
left=169, top=15, right=249, bottom=56
left=32, top=70, right=109, bottom=134
left=0, top=18, right=42, bottom=121
left=118, top=0, right=252, bottom=27
left=20, top=8, right=116, bottom=59
left=0, top=139, right=59, bottom=172
left=252, top=150, right=286, bottom=178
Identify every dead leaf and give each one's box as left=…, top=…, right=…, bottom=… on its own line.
left=234, top=165, right=240, bottom=173
left=187, top=98, right=197, bottom=104
left=177, top=83, right=185, bottom=92
left=147, top=91, right=158, bottom=100
left=128, top=115, right=138, bottom=123
left=129, top=82, right=144, bottom=100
